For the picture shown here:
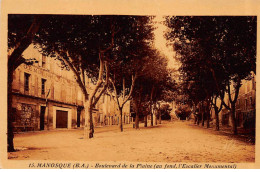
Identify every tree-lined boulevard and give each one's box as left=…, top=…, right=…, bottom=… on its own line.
left=7, top=15, right=256, bottom=163
left=8, top=15, right=176, bottom=151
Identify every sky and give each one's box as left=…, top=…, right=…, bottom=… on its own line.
left=153, top=15, right=179, bottom=70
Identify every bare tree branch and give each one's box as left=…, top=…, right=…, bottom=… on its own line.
left=63, top=51, right=88, bottom=99
left=122, top=73, right=137, bottom=107
left=92, top=61, right=110, bottom=106
left=90, top=53, right=105, bottom=103
left=100, top=25, right=121, bottom=54
left=93, top=61, right=109, bottom=106
left=109, top=78, right=120, bottom=108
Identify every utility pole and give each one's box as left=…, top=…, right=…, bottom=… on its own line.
left=46, top=88, right=50, bottom=130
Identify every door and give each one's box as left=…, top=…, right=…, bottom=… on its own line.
left=56, top=110, right=68, bottom=128
left=40, top=106, right=46, bottom=130
left=77, top=108, right=81, bottom=127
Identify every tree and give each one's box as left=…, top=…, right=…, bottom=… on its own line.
left=108, top=72, right=137, bottom=132
left=107, top=16, right=154, bottom=132
left=132, top=49, right=176, bottom=128
left=8, top=15, right=45, bottom=151
left=165, top=16, right=256, bottom=134
left=8, top=15, right=159, bottom=140
left=211, top=93, right=224, bottom=131
left=28, top=15, right=119, bottom=138
left=171, top=40, right=216, bottom=127
left=35, top=15, right=160, bottom=137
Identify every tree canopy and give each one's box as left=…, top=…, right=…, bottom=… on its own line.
left=165, top=16, right=256, bottom=134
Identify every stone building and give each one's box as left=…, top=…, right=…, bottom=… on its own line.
left=94, top=93, right=132, bottom=126
left=10, top=45, right=131, bottom=132
left=211, top=73, right=256, bottom=129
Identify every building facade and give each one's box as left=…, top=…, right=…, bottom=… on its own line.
left=211, top=74, right=256, bottom=129
left=10, top=45, right=131, bottom=132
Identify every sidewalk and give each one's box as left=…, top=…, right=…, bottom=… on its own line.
left=187, top=120, right=255, bottom=144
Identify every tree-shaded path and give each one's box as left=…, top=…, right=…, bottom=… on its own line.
left=8, top=121, right=254, bottom=162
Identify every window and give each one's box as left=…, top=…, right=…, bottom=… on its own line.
left=42, top=55, right=46, bottom=68
left=24, top=73, right=30, bottom=91
left=41, top=79, right=46, bottom=95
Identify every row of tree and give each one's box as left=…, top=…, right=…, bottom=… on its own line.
left=8, top=15, right=176, bottom=151
left=165, top=16, right=256, bottom=134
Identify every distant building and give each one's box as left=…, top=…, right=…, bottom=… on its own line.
left=10, top=45, right=131, bottom=132
left=212, top=73, right=256, bottom=129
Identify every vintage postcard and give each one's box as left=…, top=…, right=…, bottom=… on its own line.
left=0, top=0, right=259, bottom=169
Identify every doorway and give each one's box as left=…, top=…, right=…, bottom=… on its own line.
left=56, top=110, right=68, bottom=128
left=40, top=106, right=46, bottom=130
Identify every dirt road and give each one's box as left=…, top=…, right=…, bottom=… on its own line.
left=8, top=121, right=255, bottom=162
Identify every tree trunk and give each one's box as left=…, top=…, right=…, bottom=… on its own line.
left=119, top=107, right=123, bottom=132
left=194, top=116, right=197, bottom=124
left=89, top=105, right=94, bottom=138
left=133, top=88, right=141, bottom=129
left=212, top=96, right=221, bottom=131
left=202, top=112, right=204, bottom=127
left=84, top=99, right=88, bottom=138
left=155, top=109, right=157, bottom=125
left=150, top=85, right=154, bottom=126
left=215, top=108, right=220, bottom=131
left=206, top=112, right=210, bottom=128
left=151, top=112, right=153, bottom=126
left=89, top=106, right=94, bottom=138
left=150, top=103, right=153, bottom=127
left=196, top=115, right=200, bottom=125
left=8, top=72, right=15, bottom=152
left=135, top=113, right=139, bottom=129
left=84, top=100, right=94, bottom=139
left=206, top=99, right=210, bottom=128
left=144, top=115, right=147, bottom=127
left=231, top=104, right=238, bottom=135
left=159, top=112, right=161, bottom=124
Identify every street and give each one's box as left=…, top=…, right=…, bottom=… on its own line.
left=8, top=121, right=255, bottom=162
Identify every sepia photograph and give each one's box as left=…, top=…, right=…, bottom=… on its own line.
left=0, top=0, right=259, bottom=169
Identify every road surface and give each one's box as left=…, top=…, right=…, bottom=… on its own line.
left=8, top=121, right=255, bottom=162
